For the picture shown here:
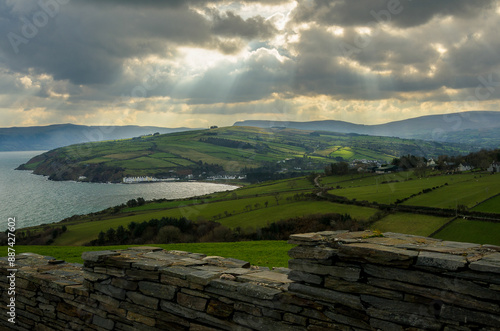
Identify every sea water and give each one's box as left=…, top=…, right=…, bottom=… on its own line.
left=0, top=151, right=237, bottom=230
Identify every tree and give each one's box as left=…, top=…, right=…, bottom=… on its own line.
left=414, top=164, right=429, bottom=178
left=330, top=162, right=349, bottom=175
left=116, top=225, right=126, bottom=243
left=97, top=231, right=106, bottom=245
left=157, top=226, right=181, bottom=243
left=274, top=193, right=282, bottom=205
left=127, top=199, right=138, bottom=208
left=106, top=228, right=116, bottom=242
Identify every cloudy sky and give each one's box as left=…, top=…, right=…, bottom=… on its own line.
left=1, top=0, right=500, bottom=128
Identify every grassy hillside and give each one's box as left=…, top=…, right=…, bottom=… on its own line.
left=370, top=213, right=450, bottom=237
left=18, top=126, right=472, bottom=183
left=327, top=173, right=477, bottom=205
left=16, top=165, right=500, bottom=248
left=433, top=219, right=500, bottom=245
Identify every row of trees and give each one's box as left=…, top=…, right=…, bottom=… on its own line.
left=88, top=213, right=362, bottom=246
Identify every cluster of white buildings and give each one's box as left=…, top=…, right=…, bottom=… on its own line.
left=206, top=175, right=246, bottom=181
left=122, top=176, right=178, bottom=183
left=488, top=162, right=500, bottom=173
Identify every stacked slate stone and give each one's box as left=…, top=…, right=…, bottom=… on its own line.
left=0, top=253, right=88, bottom=330
left=1, top=231, right=500, bottom=330
left=287, top=230, right=500, bottom=330
left=69, top=246, right=299, bottom=330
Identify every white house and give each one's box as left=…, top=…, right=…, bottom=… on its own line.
left=456, top=163, right=473, bottom=172
left=487, top=162, right=500, bottom=173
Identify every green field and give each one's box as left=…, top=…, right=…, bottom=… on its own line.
left=21, top=125, right=472, bottom=183
left=52, top=193, right=377, bottom=246
left=433, top=219, right=500, bottom=246
left=0, top=241, right=293, bottom=268
left=371, top=213, right=451, bottom=237
left=235, top=178, right=315, bottom=196
left=218, top=201, right=377, bottom=229
left=402, top=174, right=500, bottom=209
left=472, top=194, right=500, bottom=213
left=328, top=173, right=475, bottom=205
left=320, top=171, right=417, bottom=188
left=20, top=167, right=500, bottom=251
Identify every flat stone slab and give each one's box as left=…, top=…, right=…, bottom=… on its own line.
left=416, top=251, right=467, bottom=270
left=82, top=250, right=121, bottom=262
left=237, top=270, right=293, bottom=284
left=203, top=256, right=250, bottom=268
left=288, top=246, right=337, bottom=260
left=132, top=260, right=174, bottom=271
left=127, top=246, right=163, bottom=252
left=470, top=253, right=500, bottom=274
left=337, top=242, right=418, bottom=266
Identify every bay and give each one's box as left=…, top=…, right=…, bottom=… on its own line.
left=0, top=151, right=237, bottom=230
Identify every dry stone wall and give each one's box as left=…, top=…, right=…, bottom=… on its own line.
left=1, top=230, right=500, bottom=330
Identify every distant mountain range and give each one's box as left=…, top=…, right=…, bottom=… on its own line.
left=234, top=111, right=500, bottom=149
left=0, top=124, right=197, bottom=151
left=2, top=111, right=499, bottom=152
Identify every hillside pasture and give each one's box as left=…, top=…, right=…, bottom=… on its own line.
left=52, top=194, right=303, bottom=245
left=402, top=174, right=500, bottom=209
left=433, top=219, right=500, bottom=246
left=329, top=174, right=475, bottom=205
left=218, top=201, right=377, bottom=229
left=371, top=213, right=451, bottom=237
left=472, top=194, right=500, bottom=213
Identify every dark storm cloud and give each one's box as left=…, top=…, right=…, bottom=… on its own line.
left=286, top=2, right=500, bottom=101
left=211, top=10, right=277, bottom=39
left=81, top=0, right=290, bottom=6
left=0, top=0, right=280, bottom=85
left=292, top=0, right=496, bottom=28
left=1, top=0, right=500, bottom=111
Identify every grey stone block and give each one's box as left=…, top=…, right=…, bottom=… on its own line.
left=94, top=283, right=126, bottom=300
left=203, top=256, right=250, bottom=268
left=92, top=315, right=115, bottom=330
left=289, top=283, right=363, bottom=310
left=126, top=291, right=159, bottom=309
left=233, top=312, right=307, bottom=331
left=338, top=243, right=418, bottom=266
left=186, top=269, right=221, bottom=285
left=325, top=277, right=403, bottom=300
left=288, top=246, right=337, bottom=260
left=138, top=281, right=176, bottom=300
left=237, top=282, right=282, bottom=300
left=82, top=250, right=120, bottom=263
left=416, top=251, right=467, bottom=271
left=364, top=264, right=500, bottom=303
left=469, top=253, right=500, bottom=274
left=288, top=270, right=323, bottom=285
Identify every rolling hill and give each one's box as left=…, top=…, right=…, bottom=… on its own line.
left=17, top=126, right=474, bottom=183
left=234, top=111, right=500, bottom=148
left=0, top=123, right=197, bottom=151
